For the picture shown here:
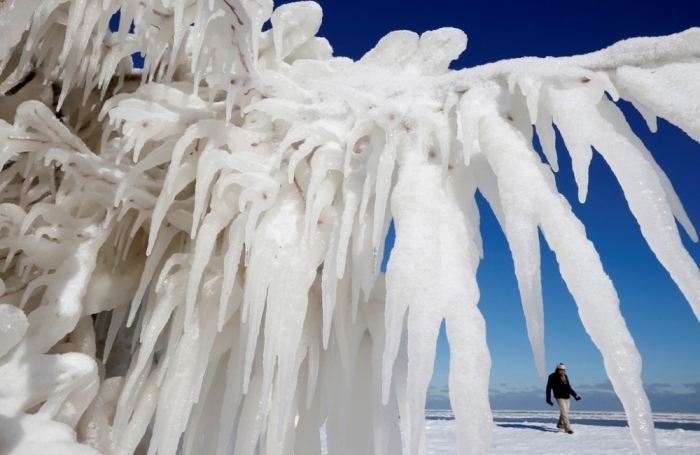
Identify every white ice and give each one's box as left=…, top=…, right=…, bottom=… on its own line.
left=320, top=413, right=700, bottom=455
left=0, top=1, right=699, bottom=455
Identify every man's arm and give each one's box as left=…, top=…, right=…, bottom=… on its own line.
left=545, top=377, right=553, bottom=406
left=567, top=375, right=581, bottom=401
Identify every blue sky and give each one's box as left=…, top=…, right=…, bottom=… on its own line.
left=268, top=0, right=700, bottom=412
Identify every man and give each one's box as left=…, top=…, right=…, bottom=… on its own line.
left=546, top=363, right=581, bottom=434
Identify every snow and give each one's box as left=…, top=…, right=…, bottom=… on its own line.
left=0, top=1, right=699, bottom=454
left=319, top=413, right=700, bottom=455
left=448, top=420, right=699, bottom=455
left=0, top=413, right=101, bottom=455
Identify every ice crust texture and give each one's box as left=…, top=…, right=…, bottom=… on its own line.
left=0, top=1, right=699, bottom=455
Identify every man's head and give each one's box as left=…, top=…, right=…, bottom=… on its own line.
left=556, top=363, right=566, bottom=373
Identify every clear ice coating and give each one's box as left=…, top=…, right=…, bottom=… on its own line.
left=0, top=1, right=699, bottom=454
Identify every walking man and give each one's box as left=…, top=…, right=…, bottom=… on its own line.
left=546, top=363, right=581, bottom=434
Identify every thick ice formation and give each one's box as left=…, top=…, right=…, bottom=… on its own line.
left=0, top=1, right=699, bottom=454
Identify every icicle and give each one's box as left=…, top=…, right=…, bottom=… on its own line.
left=128, top=224, right=178, bottom=326
left=502, top=207, right=546, bottom=375
left=147, top=156, right=197, bottom=255
left=294, top=356, right=323, bottom=455
left=344, top=121, right=374, bottom=176
left=361, top=277, right=403, bottom=455
left=119, top=295, right=179, bottom=423
left=304, top=142, right=343, bottom=238
left=477, top=83, right=657, bottom=454
left=335, top=172, right=363, bottom=280
left=371, top=107, right=401, bottom=251
left=476, top=88, right=549, bottom=377
left=591, top=99, right=700, bottom=322
left=113, top=365, right=162, bottom=455
left=350, top=202, right=375, bottom=319
left=184, top=199, right=235, bottom=331
left=184, top=350, right=227, bottom=455
left=215, top=317, right=247, bottom=455
left=598, top=99, right=697, bottom=242
left=357, top=127, right=386, bottom=223
left=459, top=90, right=485, bottom=165
left=383, top=124, right=492, bottom=455
left=219, top=214, right=247, bottom=330
left=285, top=135, right=324, bottom=180
left=546, top=86, right=594, bottom=202
left=520, top=76, right=542, bottom=124
left=615, top=63, right=700, bottom=143
left=534, top=106, right=559, bottom=172
left=320, top=205, right=342, bottom=347
left=619, top=87, right=658, bottom=133
left=258, top=225, right=328, bottom=446
left=233, top=345, right=266, bottom=455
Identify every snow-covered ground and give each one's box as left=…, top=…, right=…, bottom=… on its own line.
left=435, top=421, right=700, bottom=454
left=431, top=411, right=700, bottom=454
left=322, top=412, right=700, bottom=454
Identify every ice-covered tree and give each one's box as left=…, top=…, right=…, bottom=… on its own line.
left=0, top=1, right=699, bottom=454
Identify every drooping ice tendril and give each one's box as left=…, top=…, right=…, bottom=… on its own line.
left=0, top=1, right=699, bottom=454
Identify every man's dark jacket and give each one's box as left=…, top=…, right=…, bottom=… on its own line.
left=546, top=372, right=577, bottom=400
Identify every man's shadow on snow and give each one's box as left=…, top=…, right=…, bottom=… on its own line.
left=496, top=423, right=561, bottom=433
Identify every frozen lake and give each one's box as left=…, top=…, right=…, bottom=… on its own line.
left=431, top=411, right=700, bottom=454
left=322, top=411, right=700, bottom=454
left=426, top=410, right=700, bottom=432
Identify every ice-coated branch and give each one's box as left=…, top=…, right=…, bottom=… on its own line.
left=1, top=1, right=699, bottom=454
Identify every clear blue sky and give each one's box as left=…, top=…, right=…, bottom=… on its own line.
left=268, top=0, right=700, bottom=412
